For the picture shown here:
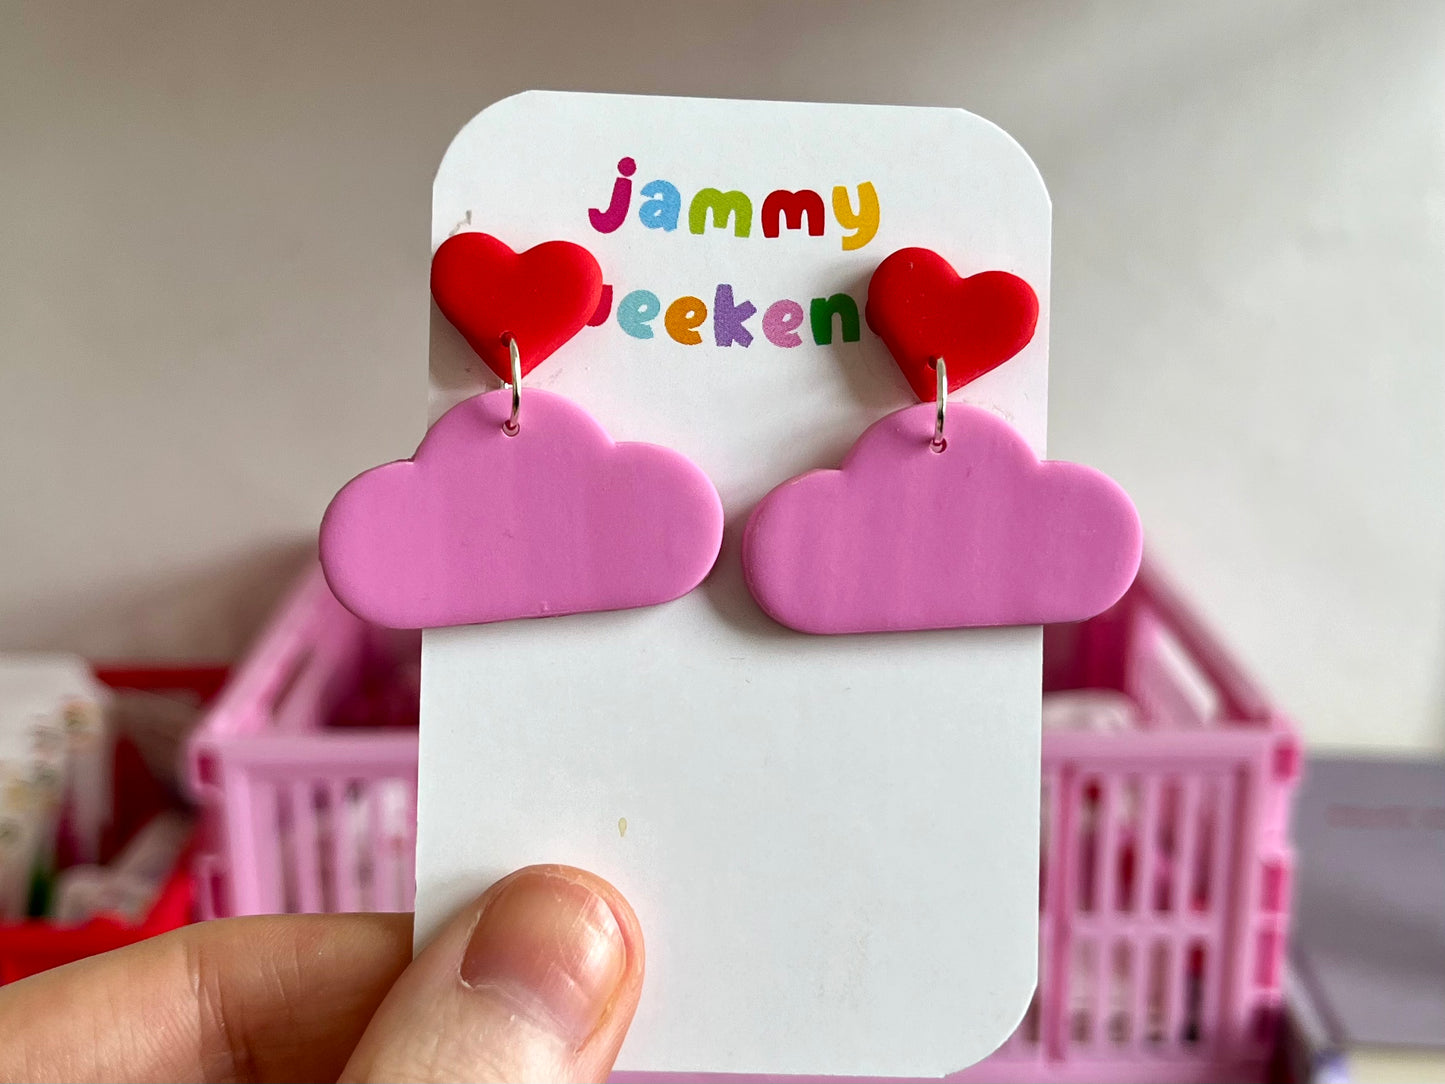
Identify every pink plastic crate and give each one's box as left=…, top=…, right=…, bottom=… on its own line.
left=185, top=561, right=1297, bottom=1084
left=960, top=569, right=1298, bottom=1084
left=186, top=573, right=420, bottom=918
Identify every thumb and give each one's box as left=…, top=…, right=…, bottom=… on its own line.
left=340, top=864, right=644, bottom=1083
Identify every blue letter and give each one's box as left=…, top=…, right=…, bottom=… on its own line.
left=618, top=289, right=661, bottom=339
left=638, top=180, right=681, bottom=231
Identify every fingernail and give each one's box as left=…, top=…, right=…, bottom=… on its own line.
left=459, top=869, right=627, bottom=1047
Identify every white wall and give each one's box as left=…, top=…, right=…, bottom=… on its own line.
left=2, top=1, right=1441, bottom=751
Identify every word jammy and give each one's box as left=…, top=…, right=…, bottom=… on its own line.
left=587, top=158, right=874, bottom=349
left=589, top=158, right=879, bottom=250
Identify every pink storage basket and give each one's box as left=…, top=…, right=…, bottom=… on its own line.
left=185, top=561, right=1297, bottom=1083
left=186, top=572, right=420, bottom=918
left=956, top=569, right=1298, bottom=1084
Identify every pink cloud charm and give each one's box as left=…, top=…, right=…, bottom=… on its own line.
left=320, top=389, right=723, bottom=629
left=742, top=402, right=1142, bottom=634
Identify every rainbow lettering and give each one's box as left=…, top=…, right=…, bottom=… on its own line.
left=589, top=157, right=879, bottom=250
left=592, top=285, right=861, bottom=349
left=586, top=157, right=875, bottom=348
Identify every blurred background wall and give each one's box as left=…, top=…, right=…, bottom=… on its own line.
left=2, top=1, right=1442, bottom=751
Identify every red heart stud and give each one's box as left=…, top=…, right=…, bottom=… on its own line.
left=865, top=248, right=1039, bottom=402
left=430, top=232, right=603, bottom=383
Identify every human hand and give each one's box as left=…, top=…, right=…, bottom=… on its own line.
left=0, top=864, right=644, bottom=1083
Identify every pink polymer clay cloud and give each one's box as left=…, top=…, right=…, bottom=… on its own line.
left=742, top=401, right=1142, bottom=634
left=320, top=389, right=723, bottom=629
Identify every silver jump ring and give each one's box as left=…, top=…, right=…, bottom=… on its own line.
left=503, top=335, right=521, bottom=435
left=931, top=357, right=947, bottom=452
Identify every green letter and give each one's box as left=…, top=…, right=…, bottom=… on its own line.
left=810, top=293, right=861, bottom=345
left=688, top=188, right=752, bottom=237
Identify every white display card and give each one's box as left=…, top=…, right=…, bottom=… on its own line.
left=417, top=91, right=1049, bottom=1078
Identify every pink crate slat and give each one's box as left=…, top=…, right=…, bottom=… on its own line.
left=1115, top=942, right=1138, bottom=1052
left=1086, top=936, right=1098, bottom=1057
left=1074, top=779, right=1094, bottom=916
left=1167, top=785, right=1201, bottom=1049
left=1093, top=936, right=1109, bottom=1052
left=328, top=779, right=359, bottom=913
left=402, top=778, right=418, bottom=912
left=1153, top=938, right=1175, bottom=1050
left=289, top=780, right=323, bottom=914
left=1040, top=768, right=1058, bottom=910
left=365, top=782, right=387, bottom=912
left=949, top=1059, right=1273, bottom=1084
left=201, top=573, right=352, bottom=739
left=1078, top=937, right=1100, bottom=1050
left=1127, top=562, right=1271, bottom=723
left=347, top=784, right=368, bottom=913
left=1042, top=726, right=1282, bottom=766
left=358, top=785, right=378, bottom=913
left=1173, top=777, right=1200, bottom=921
left=192, top=852, right=222, bottom=921
left=1028, top=763, right=1062, bottom=1063
left=221, top=764, right=264, bottom=917
left=1128, top=620, right=1187, bottom=729
left=209, top=735, right=418, bottom=770
left=1113, top=941, right=1131, bottom=1047
left=1121, top=940, right=1140, bottom=1047
left=1220, top=758, right=1266, bottom=1056
left=255, top=782, right=285, bottom=914
left=1043, top=763, right=1078, bottom=1063
left=1133, top=774, right=1160, bottom=921
left=1089, top=782, right=1113, bottom=1051
left=1020, top=959, right=1042, bottom=1054
left=405, top=779, right=420, bottom=910
left=271, top=636, right=356, bottom=734
left=275, top=785, right=294, bottom=912
left=1133, top=939, right=1155, bottom=1052
left=315, top=786, right=336, bottom=913
left=1204, top=774, right=1236, bottom=1057
left=185, top=559, right=1297, bottom=1084
left=1109, top=939, right=1129, bottom=1050
left=1191, top=778, right=1214, bottom=915
left=370, top=779, right=415, bottom=913
left=1096, top=774, right=1120, bottom=935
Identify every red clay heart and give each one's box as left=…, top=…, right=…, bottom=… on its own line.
left=865, top=248, right=1039, bottom=402
left=431, top=232, right=603, bottom=383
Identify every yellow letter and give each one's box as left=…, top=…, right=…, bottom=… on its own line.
left=832, top=182, right=879, bottom=251
left=689, top=188, right=752, bottom=237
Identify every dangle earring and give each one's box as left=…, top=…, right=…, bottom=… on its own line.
left=742, top=247, right=1142, bottom=634
left=320, top=232, right=723, bottom=630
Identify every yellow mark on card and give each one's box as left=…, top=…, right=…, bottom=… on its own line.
left=618, top=817, right=628, bottom=838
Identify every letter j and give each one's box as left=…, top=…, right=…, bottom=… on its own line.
left=589, top=157, right=636, bottom=234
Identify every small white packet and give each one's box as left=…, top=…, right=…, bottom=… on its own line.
left=52, top=811, right=192, bottom=925
left=0, top=765, right=43, bottom=920
left=0, top=655, right=113, bottom=868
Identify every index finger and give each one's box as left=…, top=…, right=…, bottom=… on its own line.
left=0, top=911, right=412, bottom=1083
